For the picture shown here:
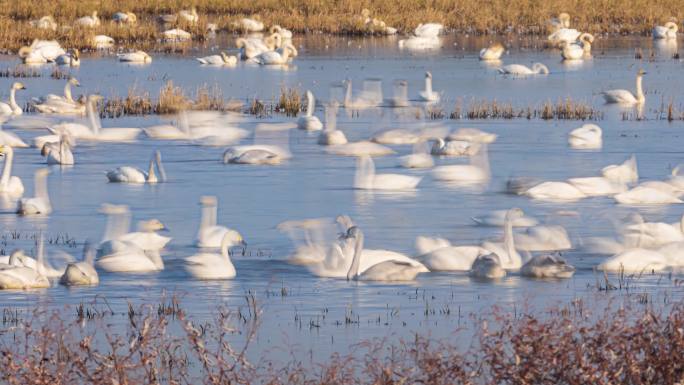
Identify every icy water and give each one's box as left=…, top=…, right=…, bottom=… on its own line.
left=0, top=34, right=683, bottom=364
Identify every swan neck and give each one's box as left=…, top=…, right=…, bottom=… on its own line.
left=425, top=76, right=433, bottom=94
left=87, top=100, right=101, bottom=135
left=221, top=236, right=231, bottom=259
left=344, top=81, right=352, bottom=106
left=36, top=233, right=46, bottom=276
left=35, top=171, right=49, bottom=201
left=306, top=92, right=314, bottom=117
left=155, top=153, right=167, bottom=182
left=64, top=82, right=73, bottom=103
left=346, top=231, right=364, bottom=280
left=1, top=147, right=13, bottom=187
left=147, top=158, right=156, bottom=182
left=503, top=211, right=516, bottom=264
left=636, top=75, right=644, bottom=102
left=9, top=88, right=18, bottom=111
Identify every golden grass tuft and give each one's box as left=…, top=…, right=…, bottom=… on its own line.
left=276, top=87, right=301, bottom=117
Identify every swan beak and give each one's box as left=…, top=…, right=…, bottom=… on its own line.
left=159, top=226, right=170, bottom=233
left=240, top=239, right=247, bottom=246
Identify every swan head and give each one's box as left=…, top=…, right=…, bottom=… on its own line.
left=425, top=71, right=433, bottom=79
left=0, top=144, right=13, bottom=158
left=200, top=195, right=218, bottom=207
left=68, top=77, right=81, bottom=87
left=506, top=207, right=524, bottom=220
left=62, top=263, right=98, bottom=285
left=127, top=12, right=137, bottom=23
left=139, top=219, right=167, bottom=232
left=532, top=63, right=549, bottom=74
left=11, top=82, right=26, bottom=91
left=637, top=68, right=647, bottom=77
left=665, top=21, right=678, bottom=32
left=18, top=46, right=32, bottom=58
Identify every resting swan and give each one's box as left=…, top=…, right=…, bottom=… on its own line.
left=602, top=69, right=645, bottom=105
left=195, top=196, right=245, bottom=249
left=566, top=177, right=627, bottom=196
left=253, top=46, right=294, bottom=65
left=561, top=33, right=594, bottom=60
left=432, top=144, right=490, bottom=183
left=41, top=134, right=74, bottom=165
left=0, top=145, right=24, bottom=196
left=107, top=150, right=166, bottom=184
left=196, top=52, right=237, bottom=66
left=520, top=254, right=575, bottom=278
left=653, top=21, right=678, bottom=39
left=318, top=104, right=348, bottom=145
left=602, top=155, right=638, bottom=184
left=524, top=181, right=587, bottom=201
left=469, top=254, right=506, bottom=279
left=0, top=82, right=26, bottom=116
left=479, top=42, right=505, bottom=61
left=17, top=168, right=51, bottom=215
left=614, top=185, right=682, bottom=205
left=56, top=48, right=80, bottom=66
left=415, top=236, right=490, bottom=271
left=568, top=123, right=602, bottom=149
left=117, top=51, right=152, bottom=63
left=431, top=138, right=480, bottom=156
left=297, top=91, right=323, bottom=131
left=498, top=63, right=549, bottom=76
left=346, top=227, right=426, bottom=281
left=60, top=243, right=99, bottom=286
left=0, top=250, right=49, bottom=290
left=354, top=155, right=421, bottom=190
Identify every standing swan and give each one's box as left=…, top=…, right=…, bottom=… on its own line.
left=0, top=145, right=24, bottom=196
left=0, top=82, right=26, bottom=116
left=18, top=168, right=51, bottom=215
left=195, top=196, right=245, bottom=249
left=568, top=123, right=602, bottom=149
left=297, top=91, right=323, bottom=131
left=346, top=227, right=425, bottom=282
left=418, top=72, right=440, bottom=102
left=653, top=21, right=678, bottom=39
left=184, top=232, right=237, bottom=279
left=602, top=69, right=646, bottom=105
left=354, top=155, right=421, bottom=190
left=107, top=150, right=166, bottom=184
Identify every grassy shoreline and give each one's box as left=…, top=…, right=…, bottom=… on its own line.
left=1, top=0, right=682, bottom=51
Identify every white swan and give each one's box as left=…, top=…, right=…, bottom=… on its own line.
left=60, top=243, right=99, bottom=286
left=223, top=148, right=282, bottom=165
left=327, top=141, right=394, bottom=157
left=253, top=46, right=295, bottom=65
left=95, top=242, right=163, bottom=273
left=653, top=21, right=678, bottom=39
left=196, top=52, right=237, bottom=65
left=271, top=25, right=293, bottom=39
left=602, top=155, right=638, bottom=184
left=55, top=48, right=80, bottom=66
left=19, top=40, right=65, bottom=63
left=163, top=28, right=192, bottom=42
left=41, top=134, right=74, bottom=165
left=0, top=145, right=24, bottom=196
left=431, top=138, right=480, bottom=156
left=524, top=181, right=587, bottom=201
left=481, top=208, right=525, bottom=269
left=75, top=11, right=100, bottom=27
left=398, top=36, right=441, bottom=50
left=107, top=150, right=166, bottom=184
left=33, top=77, right=83, bottom=115
left=0, top=250, right=49, bottom=289
left=479, top=42, right=505, bottom=61
left=236, top=35, right=280, bottom=60
left=372, top=129, right=420, bottom=145
left=179, top=7, right=199, bottom=24
left=472, top=210, right=538, bottom=227
left=399, top=141, right=434, bottom=169
left=560, top=33, right=594, bottom=60
left=432, top=144, right=490, bottom=183
left=598, top=248, right=669, bottom=273
left=185, top=232, right=237, bottom=280
left=621, top=213, right=684, bottom=249
left=195, top=196, right=245, bottom=249
left=548, top=24, right=581, bottom=45
left=602, top=69, right=646, bottom=105
left=568, top=123, right=602, bottom=149
left=318, top=104, right=348, bottom=145
left=17, top=168, right=51, bottom=215
left=118, top=219, right=171, bottom=253
left=117, top=51, right=152, bottom=63
left=498, top=63, right=549, bottom=76
left=447, top=128, right=497, bottom=144
left=414, top=23, right=443, bottom=37
left=614, top=185, right=682, bottom=205
left=514, top=225, right=572, bottom=251
left=77, top=95, right=142, bottom=141
left=520, top=254, right=575, bottom=278
left=469, top=254, right=506, bottom=279
left=419, top=72, right=440, bottom=102
left=0, top=82, right=26, bottom=116
left=346, top=227, right=426, bottom=281
left=354, top=155, right=421, bottom=190
left=567, top=176, right=627, bottom=196
left=416, top=237, right=490, bottom=271
left=297, top=91, right=323, bottom=131
left=92, top=35, right=114, bottom=48
left=237, top=17, right=264, bottom=32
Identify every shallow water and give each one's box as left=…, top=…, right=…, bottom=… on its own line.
left=0, top=34, right=683, bottom=364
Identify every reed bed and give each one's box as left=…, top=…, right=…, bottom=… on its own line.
left=276, top=87, right=301, bottom=117
left=0, top=0, right=682, bottom=51
left=452, top=97, right=602, bottom=120
left=1, top=298, right=683, bottom=384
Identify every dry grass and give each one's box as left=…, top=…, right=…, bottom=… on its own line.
left=1, top=298, right=684, bottom=384
left=276, top=87, right=301, bottom=117
left=451, top=97, right=601, bottom=120
left=0, top=0, right=681, bottom=50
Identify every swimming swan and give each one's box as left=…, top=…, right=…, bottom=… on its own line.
left=107, top=150, right=166, bottom=184
left=41, top=134, right=74, bottom=165
left=117, top=51, right=152, bottom=63
left=33, top=77, right=83, bottom=114
left=354, top=155, right=421, bottom=190
left=568, top=123, right=602, bottom=149
left=184, top=232, right=237, bottom=279
left=297, top=91, right=323, bottom=131
left=418, top=72, right=440, bottom=102
left=602, top=155, right=638, bottom=184
left=524, top=181, right=587, bottom=201
left=196, top=52, right=237, bottom=65
left=498, top=63, right=549, bottom=76
left=432, top=144, right=490, bottom=183
left=17, top=168, right=51, bottom=215
left=0, top=145, right=24, bottom=196
left=0, top=250, right=49, bottom=290
left=480, top=208, right=525, bottom=269
left=602, top=69, right=646, bottom=105
left=566, top=176, right=627, bottom=196
left=60, top=243, right=99, bottom=286
left=195, top=195, right=245, bottom=249
left=513, top=225, right=572, bottom=251
left=253, top=46, right=294, bottom=65
left=318, top=103, right=348, bottom=145
left=346, top=227, right=426, bottom=281
left=560, top=33, right=594, bottom=60
left=614, top=185, right=682, bottom=205
left=653, top=21, right=678, bottom=39
left=0, top=82, right=26, bottom=116
left=118, top=219, right=171, bottom=253
left=56, top=48, right=80, bottom=66
left=469, top=253, right=506, bottom=279
left=415, top=237, right=490, bottom=271
left=431, top=138, right=480, bottom=156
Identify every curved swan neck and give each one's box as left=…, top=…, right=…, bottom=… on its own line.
left=1, top=147, right=14, bottom=187
left=635, top=75, right=645, bottom=102
left=346, top=230, right=364, bottom=280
